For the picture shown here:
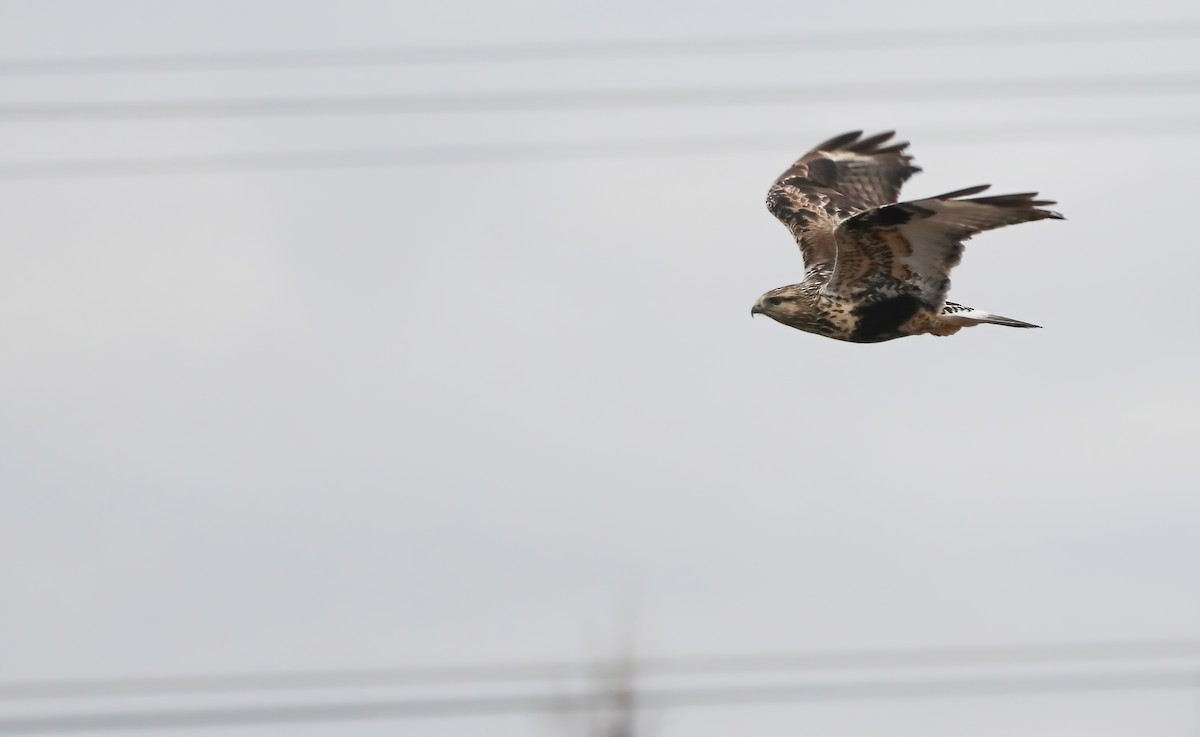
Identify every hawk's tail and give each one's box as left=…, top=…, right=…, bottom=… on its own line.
left=934, top=303, right=1041, bottom=334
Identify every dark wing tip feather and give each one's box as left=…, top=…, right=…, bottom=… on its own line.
left=847, top=131, right=896, bottom=152
left=964, top=191, right=1065, bottom=219
left=810, top=130, right=864, bottom=152
left=929, top=186, right=1064, bottom=219
left=808, top=130, right=914, bottom=158
left=933, top=184, right=992, bottom=199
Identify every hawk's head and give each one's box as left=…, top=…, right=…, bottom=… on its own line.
left=751, top=285, right=808, bottom=321
left=751, top=283, right=836, bottom=337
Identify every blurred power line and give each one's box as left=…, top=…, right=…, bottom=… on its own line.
left=0, top=117, right=1197, bottom=181
left=2, top=670, right=1200, bottom=734
left=5, top=638, right=1200, bottom=701
left=1, top=20, right=1199, bottom=74
left=3, top=75, right=1199, bottom=121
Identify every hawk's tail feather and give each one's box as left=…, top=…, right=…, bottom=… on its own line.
left=977, top=314, right=1042, bottom=329
left=940, top=305, right=1042, bottom=329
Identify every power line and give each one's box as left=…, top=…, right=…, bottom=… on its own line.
left=0, top=117, right=1197, bottom=181
left=3, top=75, right=1200, bottom=121
left=4, top=639, right=1200, bottom=701
left=2, top=670, right=1199, bottom=733
left=1, top=20, right=1199, bottom=74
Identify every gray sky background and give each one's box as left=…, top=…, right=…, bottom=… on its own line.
left=2, top=1, right=1199, bottom=735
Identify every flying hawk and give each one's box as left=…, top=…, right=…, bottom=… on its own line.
left=751, top=130, right=1062, bottom=342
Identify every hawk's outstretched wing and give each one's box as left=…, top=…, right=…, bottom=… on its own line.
left=827, top=185, right=1063, bottom=307
left=765, top=130, right=921, bottom=271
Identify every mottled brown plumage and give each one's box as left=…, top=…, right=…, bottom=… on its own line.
left=753, top=131, right=1062, bottom=343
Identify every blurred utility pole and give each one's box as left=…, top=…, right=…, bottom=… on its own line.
left=590, top=650, right=639, bottom=737
left=549, top=611, right=652, bottom=737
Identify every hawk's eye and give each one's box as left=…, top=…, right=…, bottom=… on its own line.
left=766, top=297, right=783, bottom=307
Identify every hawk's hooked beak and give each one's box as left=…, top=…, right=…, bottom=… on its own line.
left=751, top=303, right=763, bottom=317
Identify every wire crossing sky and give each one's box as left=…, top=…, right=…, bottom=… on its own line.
left=4, top=638, right=1199, bottom=700
left=4, top=671, right=1200, bottom=734
left=2, top=74, right=1198, bottom=120
left=0, top=19, right=1197, bottom=72
left=1, top=117, right=1197, bottom=180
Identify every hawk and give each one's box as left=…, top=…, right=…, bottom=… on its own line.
left=751, top=130, right=1062, bottom=342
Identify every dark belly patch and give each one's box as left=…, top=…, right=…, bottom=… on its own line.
left=851, top=295, right=925, bottom=342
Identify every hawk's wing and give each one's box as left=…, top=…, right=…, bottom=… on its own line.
left=765, top=130, right=921, bottom=271
left=826, top=185, right=1063, bottom=307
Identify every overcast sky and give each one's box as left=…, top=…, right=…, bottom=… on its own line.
left=2, top=1, right=1200, bottom=736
